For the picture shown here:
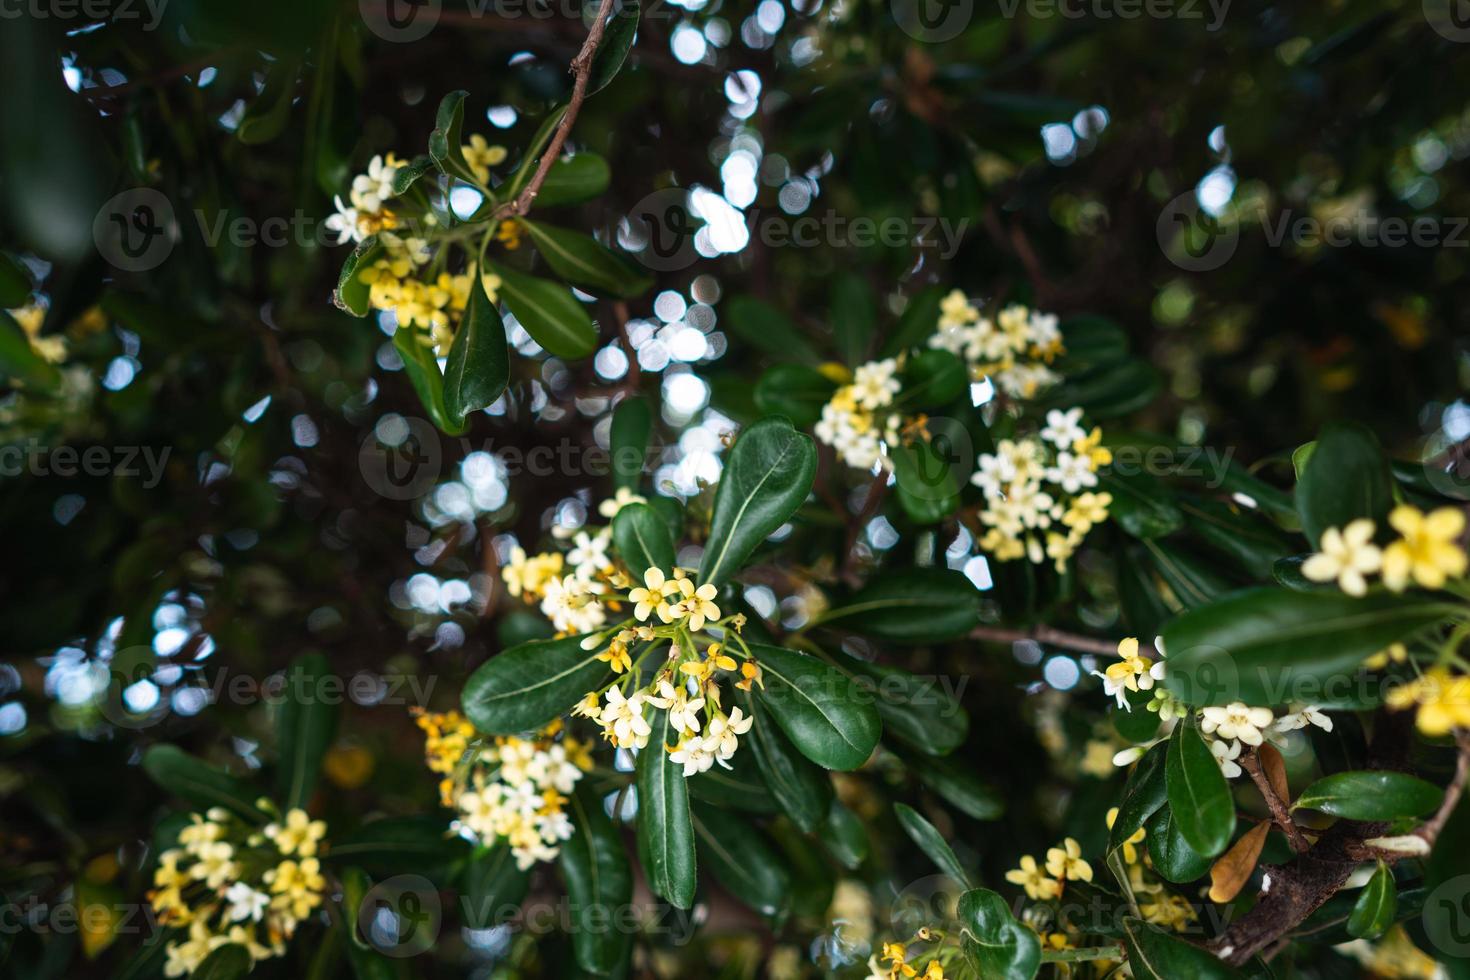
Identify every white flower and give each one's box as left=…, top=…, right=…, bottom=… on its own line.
left=525, top=744, right=583, bottom=794
left=1210, top=737, right=1243, bottom=778
left=701, top=706, right=754, bottom=766
left=567, top=529, right=612, bottom=579
left=540, top=575, right=607, bottom=634
left=668, top=734, right=717, bottom=776
left=1270, top=705, right=1334, bottom=738
left=599, top=687, right=651, bottom=749
left=1041, top=408, right=1087, bottom=451
left=850, top=358, right=901, bottom=410
left=1301, top=519, right=1382, bottom=596
left=225, top=882, right=269, bottom=923
left=350, top=154, right=399, bottom=213
left=645, top=679, right=705, bottom=736
left=324, top=195, right=362, bottom=244
left=597, top=486, right=646, bottom=518
left=1046, top=451, right=1099, bottom=494
left=1200, top=703, right=1274, bottom=747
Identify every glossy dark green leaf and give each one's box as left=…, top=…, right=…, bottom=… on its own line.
left=610, top=395, right=652, bottom=491
left=828, top=649, right=968, bottom=755
left=815, top=567, right=981, bottom=644
left=754, top=364, right=836, bottom=428
left=463, top=843, right=530, bottom=928
left=750, top=643, right=881, bottom=771
left=830, top=271, right=874, bottom=365
left=333, top=234, right=383, bottom=316
left=1144, top=540, right=1236, bottom=610
left=891, top=438, right=964, bottom=525
left=140, top=746, right=264, bottom=823
left=1162, top=587, right=1458, bottom=707
left=1121, top=917, right=1242, bottom=980
left=742, top=691, right=831, bottom=833
left=0, top=310, right=60, bottom=388
left=904, top=750, right=1004, bottom=820
left=192, top=944, right=251, bottom=980
left=462, top=634, right=611, bottom=734
left=1295, top=771, right=1442, bottom=820
left=504, top=106, right=568, bottom=202
left=560, top=789, right=634, bottom=975
left=895, top=802, right=971, bottom=886
left=1101, top=470, right=1184, bottom=539
left=531, top=152, right=613, bottom=208
left=587, top=0, right=640, bottom=96
left=1113, top=693, right=1161, bottom=742
left=443, top=273, right=510, bottom=423
left=393, top=327, right=467, bottom=436
left=722, top=295, right=821, bottom=365
left=326, top=815, right=469, bottom=879
left=0, top=253, right=32, bottom=307
left=428, top=90, right=479, bottom=184
left=1296, top=421, right=1393, bottom=548
left=491, top=262, right=597, bottom=360
left=237, top=59, right=298, bottom=145
left=901, top=348, right=968, bottom=408
left=1271, top=554, right=1329, bottom=592
left=276, top=652, right=339, bottom=811
left=613, top=502, right=676, bottom=576
left=1109, top=741, right=1168, bottom=853
left=687, top=747, right=778, bottom=813
left=699, top=416, right=816, bottom=586
left=637, top=708, right=697, bottom=908
left=1166, top=722, right=1235, bottom=858
left=1040, top=358, right=1161, bottom=419
left=390, top=154, right=436, bottom=196
left=1182, top=498, right=1293, bottom=580
left=692, top=804, right=791, bottom=920
left=1055, top=315, right=1129, bottom=373
left=1145, top=805, right=1212, bottom=883
left=1348, top=860, right=1397, bottom=939
left=958, top=887, right=1041, bottom=980
left=521, top=220, right=649, bottom=297
left=822, top=800, right=870, bottom=869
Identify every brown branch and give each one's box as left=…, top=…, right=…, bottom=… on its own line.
left=969, top=625, right=1136, bottom=658
left=1417, top=729, right=1470, bottom=845
left=490, top=0, right=619, bottom=222
left=1240, top=748, right=1311, bottom=854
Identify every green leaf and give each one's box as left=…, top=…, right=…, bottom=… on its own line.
left=140, top=746, right=264, bottom=823
left=822, top=800, right=870, bottom=869
left=904, top=750, right=1004, bottom=820
left=0, top=252, right=33, bottom=307
left=891, top=434, right=964, bottom=525
left=1348, top=860, right=1397, bottom=939
left=339, top=867, right=400, bottom=980
left=1294, top=771, right=1443, bottom=820
left=1144, top=540, right=1236, bottom=610
left=754, top=364, right=836, bottom=429
left=636, top=708, right=697, bottom=909
left=1295, top=421, right=1393, bottom=548
left=742, top=691, right=832, bottom=833
left=1054, top=315, right=1129, bottom=373
left=815, top=567, right=980, bottom=644
left=237, top=59, right=298, bottom=145
left=393, top=327, right=467, bottom=436
left=610, top=396, right=652, bottom=491
left=491, top=262, right=597, bottom=360
left=326, top=815, right=469, bottom=878
left=462, top=634, right=611, bottom=734
left=1182, top=498, right=1293, bottom=581
left=880, top=286, right=944, bottom=357
left=1109, top=742, right=1169, bottom=853
left=1121, top=917, right=1242, bottom=980
left=192, top=944, right=252, bottom=980
left=750, top=643, right=881, bottom=771
left=1040, top=358, right=1161, bottom=418
left=830, top=272, right=874, bottom=365
left=505, top=106, right=568, bottom=202
left=0, top=310, right=60, bottom=388
left=333, top=235, right=383, bottom=316
left=895, top=803, right=971, bottom=887
left=722, top=295, right=822, bottom=365
left=1101, top=470, right=1184, bottom=539
left=532, top=153, right=613, bottom=209
left=442, top=271, right=512, bottom=421
left=428, top=90, right=479, bottom=184
left=958, top=887, right=1041, bottom=980
left=901, top=348, right=968, bottom=408
left=688, top=747, right=779, bottom=813
left=1162, top=587, right=1458, bottom=707
left=613, top=502, right=676, bottom=575
left=692, top=804, right=791, bottom=920
left=561, top=790, right=633, bottom=977
left=390, top=154, right=436, bottom=196
left=1145, top=805, right=1212, bottom=883
left=828, top=649, right=969, bottom=755
left=463, top=843, right=531, bottom=928
left=1165, top=722, right=1236, bottom=858
left=698, top=416, right=816, bottom=587
left=587, top=0, right=640, bottom=96
left=276, top=652, right=340, bottom=811
left=521, top=220, right=649, bottom=297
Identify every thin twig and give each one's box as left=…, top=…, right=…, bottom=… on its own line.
left=490, top=0, right=619, bottom=221
left=969, top=625, right=1134, bottom=658
left=1417, top=729, right=1470, bottom=844
left=1240, top=748, right=1310, bottom=853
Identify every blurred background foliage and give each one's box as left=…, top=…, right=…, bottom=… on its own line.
left=2, top=0, right=1469, bottom=975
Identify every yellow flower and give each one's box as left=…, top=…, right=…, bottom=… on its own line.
left=501, top=548, right=564, bottom=600
left=679, top=644, right=738, bottom=683
left=920, top=961, right=946, bottom=980
left=1365, top=643, right=1408, bottom=671
left=1381, top=506, right=1467, bottom=591
left=1045, top=838, right=1093, bottom=882
left=1301, top=519, right=1382, bottom=596
left=1073, top=427, right=1112, bottom=468
left=461, top=133, right=508, bottom=183
left=1105, top=806, right=1146, bottom=864
left=1005, top=854, right=1061, bottom=900
left=266, top=809, right=327, bottom=857
left=629, top=567, right=678, bottom=621
left=735, top=660, right=764, bottom=692
left=1386, top=667, right=1470, bottom=736
left=669, top=578, right=721, bottom=631
left=496, top=219, right=522, bottom=250
left=597, top=639, right=632, bottom=674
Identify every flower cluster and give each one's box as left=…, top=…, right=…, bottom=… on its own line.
left=929, top=291, right=1064, bottom=400
left=865, top=938, right=949, bottom=980
left=1302, top=507, right=1467, bottom=595
left=971, top=408, right=1113, bottom=569
left=7, top=303, right=66, bottom=364
left=148, top=805, right=327, bottom=977
left=1386, top=669, right=1470, bottom=737
left=814, top=358, right=906, bottom=471
left=1005, top=836, right=1093, bottom=901
left=1100, top=638, right=1333, bottom=779
left=328, top=145, right=514, bottom=357
left=416, top=710, right=593, bottom=869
